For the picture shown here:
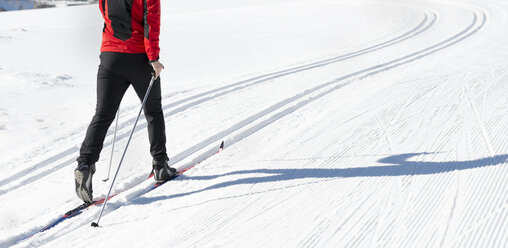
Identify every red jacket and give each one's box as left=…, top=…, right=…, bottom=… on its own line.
left=99, top=0, right=160, bottom=62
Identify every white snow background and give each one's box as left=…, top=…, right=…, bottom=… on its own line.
left=1, top=0, right=508, bottom=247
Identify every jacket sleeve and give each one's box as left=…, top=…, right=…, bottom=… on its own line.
left=144, top=0, right=161, bottom=62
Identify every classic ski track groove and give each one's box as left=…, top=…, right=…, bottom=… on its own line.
left=8, top=143, right=224, bottom=245
left=0, top=6, right=436, bottom=194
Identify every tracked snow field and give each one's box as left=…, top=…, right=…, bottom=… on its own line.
left=1, top=0, right=508, bottom=247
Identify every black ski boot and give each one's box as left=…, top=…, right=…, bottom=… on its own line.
left=74, top=162, right=95, bottom=203
left=152, top=160, right=177, bottom=183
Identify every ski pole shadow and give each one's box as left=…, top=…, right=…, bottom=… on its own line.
left=131, top=153, right=508, bottom=206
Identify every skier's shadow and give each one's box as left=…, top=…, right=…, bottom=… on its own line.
left=132, top=153, right=508, bottom=205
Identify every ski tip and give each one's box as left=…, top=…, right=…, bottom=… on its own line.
left=91, top=222, right=99, bottom=227
left=220, top=141, right=224, bottom=150
left=102, top=178, right=109, bottom=182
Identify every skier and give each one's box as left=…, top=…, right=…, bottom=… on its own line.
left=74, top=0, right=176, bottom=203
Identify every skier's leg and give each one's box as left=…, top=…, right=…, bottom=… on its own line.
left=139, top=77, right=168, bottom=163
left=77, top=64, right=130, bottom=165
left=129, top=57, right=168, bottom=164
left=126, top=54, right=173, bottom=182
left=75, top=54, right=130, bottom=203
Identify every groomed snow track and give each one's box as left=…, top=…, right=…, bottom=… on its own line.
left=2, top=0, right=508, bottom=247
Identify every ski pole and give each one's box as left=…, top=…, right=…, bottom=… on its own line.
left=92, top=75, right=156, bottom=227
left=102, top=110, right=120, bottom=182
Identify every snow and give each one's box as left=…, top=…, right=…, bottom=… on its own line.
left=1, top=0, right=508, bottom=247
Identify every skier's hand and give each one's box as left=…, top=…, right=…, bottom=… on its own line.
left=151, top=61, right=164, bottom=79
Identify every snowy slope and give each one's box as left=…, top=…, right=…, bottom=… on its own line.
left=1, top=0, right=508, bottom=247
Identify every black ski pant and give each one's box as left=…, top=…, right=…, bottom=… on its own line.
left=77, top=52, right=168, bottom=166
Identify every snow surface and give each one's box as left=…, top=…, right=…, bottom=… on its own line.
left=1, top=0, right=508, bottom=247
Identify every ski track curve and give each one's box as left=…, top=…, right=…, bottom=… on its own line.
left=0, top=6, right=436, bottom=195
left=154, top=3, right=488, bottom=247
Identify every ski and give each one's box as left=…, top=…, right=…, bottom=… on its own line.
left=22, top=194, right=117, bottom=240
left=21, top=141, right=224, bottom=241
